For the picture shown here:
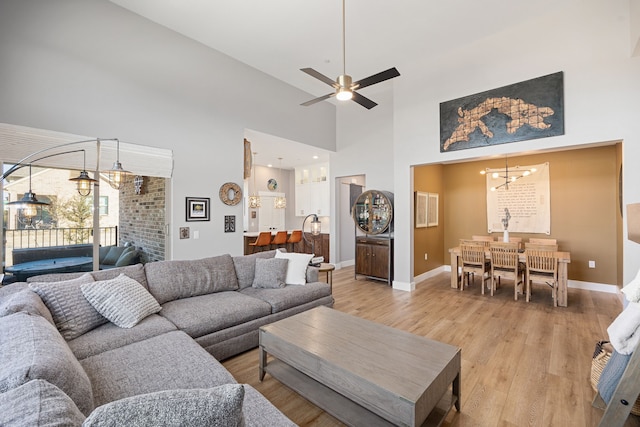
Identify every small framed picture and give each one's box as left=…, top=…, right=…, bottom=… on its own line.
left=224, top=215, right=236, bottom=233
left=186, top=197, right=210, bottom=221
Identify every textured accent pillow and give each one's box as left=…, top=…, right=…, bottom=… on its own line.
left=275, top=249, right=313, bottom=285
left=82, top=274, right=161, bottom=328
left=233, top=250, right=278, bottom=289
left=29, top=273, right=106, bottom=340
left=83, top=384, right=245, bottom=427
left=0, top=379, right=86, bottom=426
left=252, top=258, right=288, bottom=289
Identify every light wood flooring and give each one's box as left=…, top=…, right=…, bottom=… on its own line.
left=223, top=266, right=638, bottom=427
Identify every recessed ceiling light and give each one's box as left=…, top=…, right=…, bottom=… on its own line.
left=313, top=155, right=319, bottom=160
left=267, top=164, right=273, bottom=168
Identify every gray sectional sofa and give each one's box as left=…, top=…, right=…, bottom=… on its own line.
left=0, top=249, right=333, bottom=426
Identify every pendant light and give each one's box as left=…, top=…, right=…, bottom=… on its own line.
left=480, top=155, right=537, bottom=191
left=248, top=152, right=261, bottom=208
left=6, top=164, right=49, bottom=227
left=108, top=138, right=130, bottom=190
left=274, top=158, right=286, bottom=209
left=68, top=149, right=98, bottom=196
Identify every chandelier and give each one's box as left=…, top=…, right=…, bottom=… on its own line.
left=481, top=156, right=537, bottom=191
left=248, top=152, right=261, bottom=208
left=274, top=158, right=286, bottom=209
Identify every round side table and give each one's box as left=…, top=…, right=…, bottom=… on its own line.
left=318, top=263, right=335, bottom=292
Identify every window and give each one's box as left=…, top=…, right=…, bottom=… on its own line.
left=99, top=196, right=108, bottom=216
left=88, top=196, right=109, bottom=216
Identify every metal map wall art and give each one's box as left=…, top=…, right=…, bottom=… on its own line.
left=440, top=72, right=564, bottom=152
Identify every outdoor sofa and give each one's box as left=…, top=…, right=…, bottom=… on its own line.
left=0, top=249, right=333, bottom=426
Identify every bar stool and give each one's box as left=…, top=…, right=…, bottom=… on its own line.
left=286, top=230, right=303, bottom=253
left=248, top=232, right=272, bottom=253
left=270, top=231, right=288, bottom=250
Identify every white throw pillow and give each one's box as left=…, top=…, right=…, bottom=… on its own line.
left=275, top=249, right=313, bottom=285
left=81, top=274, right=161, bottom=328
left=621, top=268, right=640, bottom=303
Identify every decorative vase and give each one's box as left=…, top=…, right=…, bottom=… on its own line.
left=503, top=229, right=509, bottom=243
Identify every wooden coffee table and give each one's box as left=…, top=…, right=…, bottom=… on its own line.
left=259, top=306, right=461, bottom=427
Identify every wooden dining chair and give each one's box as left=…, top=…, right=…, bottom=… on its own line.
left=524, top=242, right=558, bottom=251
left=270, top=230, right=288, bottom=250
left=460, top=243, right=490, bottom=292
left=286, top=230, right=303, bottom=253
left=489, top=242, right=523, bottom=299
left=528, top=238, right=557, bottom=246
left=525, top=249, right=559, bottom=306
left=248, top=232, right=273, bottom=253
left=472, top=235, right=495, bottom=243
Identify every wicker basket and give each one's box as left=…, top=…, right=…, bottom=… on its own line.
left=590, top=340, right=640, bottom=415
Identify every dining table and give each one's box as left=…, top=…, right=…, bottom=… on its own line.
left=448, top=246, right=571, bottom=307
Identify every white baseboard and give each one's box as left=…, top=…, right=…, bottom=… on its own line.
left=335, top=259, right=354, bottom=270
left=414, top=266, right=448, bottom=284
left=392, top=280, right=415, bottom=291
left=568, top=280, right=618, bottom=294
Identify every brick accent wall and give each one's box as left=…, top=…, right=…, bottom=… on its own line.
left=119, top=176, right=166, bottom=263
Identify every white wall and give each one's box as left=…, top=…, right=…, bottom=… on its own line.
left=330, top=87, right=395, bottom=264
left=390, top=0, right=640, bottom=288
left=0, top=0, right=336, bottom=260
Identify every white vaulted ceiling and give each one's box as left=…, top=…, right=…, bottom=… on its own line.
left=109, top=0, right=573, bottom=99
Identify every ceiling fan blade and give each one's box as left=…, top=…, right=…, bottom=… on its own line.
left=351, top=91, right=378, bottom=109
left=301, top=93, right=335, bottom=107
left=301, top=68, right=336, bottom=87
left=353, top=67, right=400, bottom=90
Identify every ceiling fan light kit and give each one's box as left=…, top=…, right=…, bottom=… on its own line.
left=300, top=0, right=400, bottom=109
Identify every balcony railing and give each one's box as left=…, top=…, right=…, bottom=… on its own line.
left=3, top=226, right=118, bottom=266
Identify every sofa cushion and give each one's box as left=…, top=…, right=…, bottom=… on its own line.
left=91, top=263, right=148, bottom=290
left=144, top=254, right=239, bottom=304
left=80, top=330, right=237, bottom=406
left=275, top=249, right=313, bottom=285
left=102, top=246, right=127, bottom=265
left=84, top=384, right=245, bottom=427
left=233, top=250, right=278, bottom=289
left=0, top=288, right=55, bottom=325
left=0, top=379, right=86, bottom=427
left=29, top=273, right=107, bottom=340
left=159, top=292, right=272, bottom=338
left=0, top=312, right=94, bottom=415
left=69, top=314, right=177, bottom=360
left=240, top=282, right=332, bottom=313
left=82, top=274, right=161, bottom=329
left=115, top=249, right=138, bottom=267
left=252, top=258, right=288, bottom=289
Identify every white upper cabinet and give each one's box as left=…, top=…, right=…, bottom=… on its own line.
left=295, top=163, right=329, bottom=217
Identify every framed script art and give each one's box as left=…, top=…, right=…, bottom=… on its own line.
left=415, top=192, right=428, bottom=228
left=415, top=192, right=439, bottom=228
left=440, top=72, right=564, bottom=152
left=186, top=197, right=210, bottom=222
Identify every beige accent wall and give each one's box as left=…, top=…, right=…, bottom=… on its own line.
left=414, top=144, right=622, bottom=286
left=414, top=164, right=445, bottom=273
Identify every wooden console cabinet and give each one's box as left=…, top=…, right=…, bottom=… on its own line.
left=355, top=236, right=393, bottom=283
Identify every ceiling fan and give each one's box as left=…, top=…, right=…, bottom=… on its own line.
left=300, top=0, right=400, bottom=110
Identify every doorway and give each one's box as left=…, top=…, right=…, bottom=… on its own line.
left=335, top=174, right=365, bottom=267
